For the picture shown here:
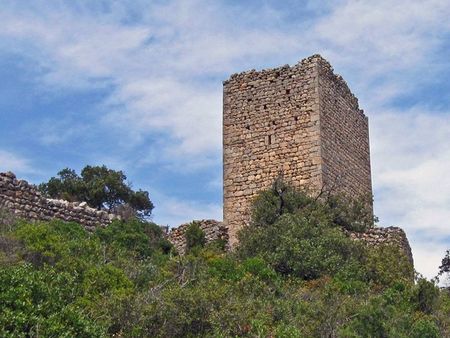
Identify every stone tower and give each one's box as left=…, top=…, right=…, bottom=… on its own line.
left=223, top=55, right=372, bottom=246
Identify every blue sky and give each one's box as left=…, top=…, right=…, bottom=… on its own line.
left=0, top=0, right=449, bottom=280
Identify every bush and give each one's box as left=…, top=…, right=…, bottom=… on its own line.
left=95, top=219, right=172, bottom=258
left=185, top=222, right=206, bottom=253
left=415, top=278, right=440, bottom=314
left=238, top=181, right=367, bottom=280
left=0, top=264, right=105, bottom=337
left=39, top=165, right=154, bottom=218
left=0, top=178, right=448, bottom=336
left=0, top=207, right=17, bottom=232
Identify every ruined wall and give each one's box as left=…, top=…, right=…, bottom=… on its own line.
left=166, top=220, right=413, bottom=271
left=167, top=219, right=229, bottom=254
left=223, top=54, right=373, bottom=246
left=347, top=226, right=414, bottom=266
left=0, top=172, right=117, bottom=230
left=223, top=56, right=323, bottom=246
left=317, top=59, right=372, bottom=196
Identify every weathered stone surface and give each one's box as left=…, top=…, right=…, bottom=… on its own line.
left=223, top=54, right=372, bottom=247
left=346, top=226, right=414, bottom=266
left=0, top=172, right=118, bottom=229
left=167, top=219, right=229, bottom=254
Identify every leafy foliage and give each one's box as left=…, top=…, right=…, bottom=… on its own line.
left=238, top=179, right=380, bottom=280
left=0, top=264, right=105, bottom=337
left=438, top=250, right=450, bottom=286
left=38, top=165, right=154, bottom=219
left=185, top=221, right=206, bottom=253
left=1, top=179, right=449, bottom=337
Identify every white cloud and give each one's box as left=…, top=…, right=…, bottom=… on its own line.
left=0, top=1, right=300, bottom=161
left=2, top=0, right=447, bottom=161
left=315, top=0, right=449, bottom=63
left=152, top=194, right=222, bottom=228
left=312, top=0, right=450, bottom=108
left=0, top=150, right=33, bottom=174
left=371, top=109, right=450, bottom=278
left=104, top=78, right=223, bottom=155
left=411, top=240, right=448, bottom=283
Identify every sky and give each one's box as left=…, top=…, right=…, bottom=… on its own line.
left=0, top=0, right=449, bottom=280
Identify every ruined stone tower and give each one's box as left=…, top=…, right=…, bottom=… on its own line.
left=223, top=55, right=372, bottom=246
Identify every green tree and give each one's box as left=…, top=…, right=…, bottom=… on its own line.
left=238, top=179, right=366, bottom=279
left=438, top=250, right=450, bottom=285
left=39, top=165, right=154, bottom=219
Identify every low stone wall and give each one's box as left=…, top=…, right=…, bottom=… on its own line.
left=166, top=219, right=413, bottom=269
left=347, top=226, right=413, bottom=265
left=167, top=219, right=229, bottom=254
left=0, top=172, right=118, bottom=230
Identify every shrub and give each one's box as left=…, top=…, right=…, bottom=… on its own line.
left=238, top=211, right=363, bottom=279
left=185, top=222, right=206, bottom=253
left=326, top=194, right=375, bottom=232
left=415, top=278, right=440, bottom=314
left=0, top=264, right=105, bottom=337
left=364, top=244, right=414, bottom=287
left=95, top=219, right=172, bottom=258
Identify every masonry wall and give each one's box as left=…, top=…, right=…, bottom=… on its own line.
left=223, top=56, right=323, bottom=246
left=347, top=226, right=413, bottom=266
left=166, top=220, right=413, bottom=272
left=0, top=172, right=117, bottom=230
left=317, top=59, right=372, bottom=196
left=167, top=219, right=229, bottom=254
left=223, top=55, right=373, bottom=246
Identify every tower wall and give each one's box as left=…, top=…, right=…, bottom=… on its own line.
left=317, top=59, right=372, bottom=197
left=223, top=55, right=372, bottom=246
left=223, top=56, right=323, bottom=246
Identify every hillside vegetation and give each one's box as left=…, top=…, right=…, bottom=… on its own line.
left=1, top=182, right=449, bottom=337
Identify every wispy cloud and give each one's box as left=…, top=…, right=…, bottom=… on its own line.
left=371, top=108, right=450, bottom=279
left=152, top=193, right=222, bottom=228
left=0, top=150, right=33, bottom=174
left=0, top=1, right=300, bottom=161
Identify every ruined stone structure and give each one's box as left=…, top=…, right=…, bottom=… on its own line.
left=0, top=172, right=117, bottom=230
left=346, top=226, right=413, bottom=265
left=166, top=219, right=412, bottom=265
left=167, top=219, right=229, bottom=254
left=0, top=54, right=413, bottom=266
left=0, top=171, right=412, bottom=264
left=223, top=54, right=372, bottom=246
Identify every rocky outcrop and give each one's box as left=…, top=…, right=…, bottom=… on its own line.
left=0, top=172, right=118, bottom=230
